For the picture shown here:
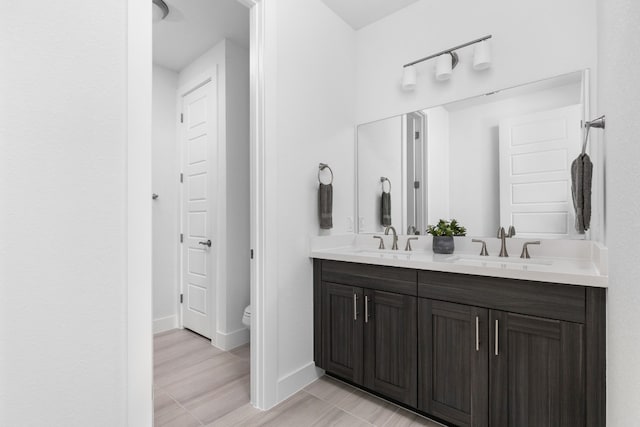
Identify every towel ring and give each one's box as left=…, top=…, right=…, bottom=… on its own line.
left=380, top=177, right=391, bottom=192
left=318, top=163, right=334, bottom=185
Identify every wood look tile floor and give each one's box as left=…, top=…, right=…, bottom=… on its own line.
left=154, top=329, right=442, bottom=426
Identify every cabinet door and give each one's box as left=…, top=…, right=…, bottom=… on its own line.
left=364, top=290, right=417, bottom=407
left=490, top=311, right=584, bottom=427
left=321, top=282, right=364, bottom=385
left=419, top=299, right=489, bottom=427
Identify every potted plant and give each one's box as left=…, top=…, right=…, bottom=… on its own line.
left=426, top=219, right=467, bottom=254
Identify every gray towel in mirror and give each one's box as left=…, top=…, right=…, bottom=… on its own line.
left=319, top=183, right=333, bottom=229
left=571, top=153, right=593, bottom=233
left=381, top=191, right=392, bottom=227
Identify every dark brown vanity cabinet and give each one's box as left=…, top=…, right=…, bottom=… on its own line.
left=320, top=282, right=364, bottom=383
left=489, top=311, right=585, bottom=426
left=418, top=299, right=489, bottom=426
left=314, top=260, right=606, bottom=427
left=316, top=260, right=418, bottom=407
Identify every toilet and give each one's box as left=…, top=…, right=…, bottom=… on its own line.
left=242, top=305, right=251, bottom=329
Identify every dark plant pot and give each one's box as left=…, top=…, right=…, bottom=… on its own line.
left=432, top=236, right=455, bottom=254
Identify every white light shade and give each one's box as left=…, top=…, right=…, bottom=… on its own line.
left=473, top=40, right=491, bottom=70
left=402, top=65, right=417, bottom=90
left=435, top=54, right=453, bottom=81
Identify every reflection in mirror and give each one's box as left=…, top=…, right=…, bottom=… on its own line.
left=356, top=71, right=589, bottom=239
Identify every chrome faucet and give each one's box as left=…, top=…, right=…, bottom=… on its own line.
left=472, top=239, right=489, bottom=256
left=497, top=225, right=516, bottom=257
left=405, top=237, right=419, bottom=251
left=520, top=241, right=541, bottom=259
left=384, top=226, right=399, bottom=250
left=497, top=227, right=508, bottom=257
left=373, top=235, right=385, bottom=250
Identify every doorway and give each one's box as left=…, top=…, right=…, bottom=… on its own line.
left=151, top=0, right=252, bottom=424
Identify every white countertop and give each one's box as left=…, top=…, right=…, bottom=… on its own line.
left=310, top=234, right=608, bottom=288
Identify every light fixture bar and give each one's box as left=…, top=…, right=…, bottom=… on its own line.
left=403, top=35, right=492, bottom=68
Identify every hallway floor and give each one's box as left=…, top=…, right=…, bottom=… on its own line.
left=154, top=329, right=440, bottom=426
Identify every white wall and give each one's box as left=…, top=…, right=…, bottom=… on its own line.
left=598, top=0, right=640, bottom=425
left=223, top=41, right=251, bottom=338
left=424, top=107, right=451, bottom=225
left=152, top=65, right=180, bottom=333
left=0, top=1, right=127, bottom=425
left=262, top=0, right=356, bottom=406
left=355, top=0, right=597, bottom=125
left=447, top=83, right=581, bottom=236
left=176, top=39, right=250, bottom=349
left=357, top=116, right=403, bottom=233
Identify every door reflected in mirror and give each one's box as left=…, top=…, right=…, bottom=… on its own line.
left=356, top=71, right=590, bottom=239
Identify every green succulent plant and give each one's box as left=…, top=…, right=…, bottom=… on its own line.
left=426, top=219, right=467, bottom=237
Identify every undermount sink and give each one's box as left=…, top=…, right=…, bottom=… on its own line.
left=444, top=254, right=553, bottom=266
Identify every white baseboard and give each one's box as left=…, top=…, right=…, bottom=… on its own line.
left=153, top=315, right=178, bottom=334
left=277, top=362, right=323, bottom=402
left=215, top=327, right=250, bottom=351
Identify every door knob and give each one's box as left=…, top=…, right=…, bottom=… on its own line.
left=198, top=240, right=212, bottom=247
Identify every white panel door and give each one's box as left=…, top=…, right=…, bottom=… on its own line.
left=181, top=80, right=216, bottom=338
left=499, top=105, right=582, bottom=239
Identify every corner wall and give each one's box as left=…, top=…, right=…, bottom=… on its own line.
left=0, top=1, right=128, bottom=425
left=223, top=40, right=251, bottom=341
left=598, top=0, right=640, bottom=424
left=263, top=0, right=357, bottom=405
left=152, top=64, right=180, bottom=333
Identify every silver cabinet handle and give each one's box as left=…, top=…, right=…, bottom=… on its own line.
left=365, top=296, right=369, bottom=323
left=495, top=319, right=499, bottom=356
left=353, top=293, right=358, bottom=321
left=475, top=316, right=480, bottom=351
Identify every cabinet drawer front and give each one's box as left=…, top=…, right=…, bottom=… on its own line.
left=418, top=271, right=585, bottom=323
left=322, top=260, right=417, bottom=296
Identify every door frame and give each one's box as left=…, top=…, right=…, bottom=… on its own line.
left=126, top=0, right=271, bottom=425
left=176, top=72, right=219, bottom=341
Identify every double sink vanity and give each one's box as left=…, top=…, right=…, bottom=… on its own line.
left=310, top=69, right=607, bottom=426
left=310, top=235, right=606, bottom=426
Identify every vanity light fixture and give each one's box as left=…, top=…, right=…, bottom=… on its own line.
left=402, top=65, right=417, bottom=90
left=153, top=0, right=169, bottom=22
left=435, top=52, right=459, bottom=81
left=473, top=40, right=491, bottom=70
left=401, top=35, right=492, bottom=90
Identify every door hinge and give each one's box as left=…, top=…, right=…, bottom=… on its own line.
left=415, top=131, right=420, bottom=139
left=180, top=113, right=184, bottom=123
left=180, top=173, right=183, bottom=183
left=180, top=294, right=183, bottom=304
left=414, top=181, right=420, bottom=189
left=180, top=233, right=183, bottom=243
left=250, top=249, right=254, bottom=259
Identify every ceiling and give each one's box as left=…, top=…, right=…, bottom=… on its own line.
left=321, top=0, right=420, bottom=30
left=153, top=0, right=250, bottom=72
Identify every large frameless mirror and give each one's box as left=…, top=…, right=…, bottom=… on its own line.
left=356, top=70, right=592, bottom=239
